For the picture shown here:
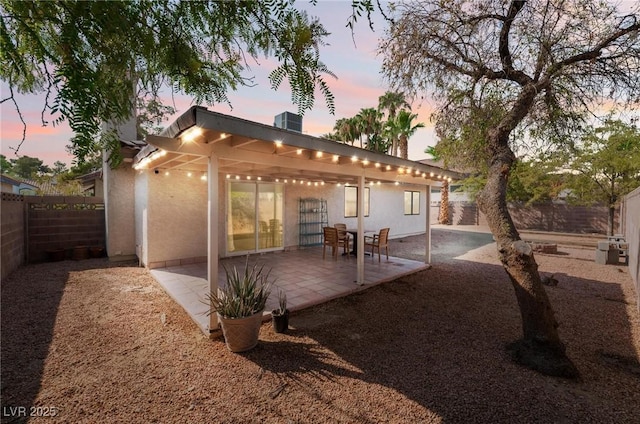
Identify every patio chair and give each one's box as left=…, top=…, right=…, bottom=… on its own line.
left=364, top=228, right=390, bottom=262
left=322, top=226, right=339, bottom=260
left=334, top=223, right=351, bottom=256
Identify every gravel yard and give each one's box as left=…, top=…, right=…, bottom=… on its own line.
left=2, top=229, right=639, bottom=423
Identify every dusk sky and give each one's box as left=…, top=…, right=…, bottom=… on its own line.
left=0, top=0, right=635, bottom=167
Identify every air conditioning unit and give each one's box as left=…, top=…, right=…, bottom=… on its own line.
left=274, top=112, right=302, bottom=133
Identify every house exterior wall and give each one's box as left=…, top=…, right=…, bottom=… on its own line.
left=104, top=163, right=137, bottom=260
left=143, top=170, right=209, bottom=268
left=284, top=182, right=430, bottom=248
left=136, top=172, right=434, bottom=267
left=134, top=169, right=149, bottom=265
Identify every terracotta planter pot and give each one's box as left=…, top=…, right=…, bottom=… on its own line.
left=217, top=311, right=264, bottom=352
left=47, top=249, right=65, bottom=262
left=72, top=246, right=89, bottom=260
left=271, top=310, right=289, bottom=334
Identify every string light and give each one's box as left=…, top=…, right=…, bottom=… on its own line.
left=362, top=159, right=370, bottom=166
left=181, top=126, right=202, bottom=142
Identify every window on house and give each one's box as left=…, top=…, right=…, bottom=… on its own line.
left=404, top=190, right=420, bottom=215
left=344, top=186, right=370, bottom=217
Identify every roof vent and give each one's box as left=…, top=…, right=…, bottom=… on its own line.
left=274, top=112, right=302, bottom=133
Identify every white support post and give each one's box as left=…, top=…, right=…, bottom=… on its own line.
left=208, top=155, right=220, bottom=332
left=357, top=173, right=365, bottom=285
left=425, top=183, right=432, bottom=265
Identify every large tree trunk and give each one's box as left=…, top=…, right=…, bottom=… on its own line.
left=477, top=128, right=579, bottom=378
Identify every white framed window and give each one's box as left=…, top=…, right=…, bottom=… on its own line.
left=344, top=186, right=370, bottom=217
left=404, top=190, right=420, bottom=215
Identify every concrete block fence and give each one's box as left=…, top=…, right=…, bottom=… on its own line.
left=1, top=194, right=106, bottom=278
left=437, top=201, right=616, bottom=234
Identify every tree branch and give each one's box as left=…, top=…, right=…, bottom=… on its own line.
left=546, top=19, right=640, bottom=78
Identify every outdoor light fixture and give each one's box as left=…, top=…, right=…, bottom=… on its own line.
left=351, top=155, right=358, bottom=162
left=316, top=151, right=323, bottom=158
left=386, top=165, right=392, bottom=171
left=332, top=155, right=339, bottom=162
left=375, top=162, right=381, bottom=168
left=274, top=140, right=283, bottom=147
left=181, top=126, right=203, bottom=142
left=187, top=172, right=192, bottom=177
left=296, top=149, right=303, bottom=155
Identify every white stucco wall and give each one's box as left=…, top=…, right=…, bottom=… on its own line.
left=104, top=163, right=137, bottom=260
left=284, top=182, right=429, bottom=248
left=134, top=170, right=432, bottom=265
left=134, top=169, right=149, bottom=265
left=144, top=170, right=209, bottom=266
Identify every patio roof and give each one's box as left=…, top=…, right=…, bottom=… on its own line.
left=132, top=106, right=458, bottom=185
left=131, top=106, right=437, bottom=332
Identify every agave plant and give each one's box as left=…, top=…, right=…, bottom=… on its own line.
left=273, top=289, right=287, bottom=316
left=206, top=257, right=274, bottom=319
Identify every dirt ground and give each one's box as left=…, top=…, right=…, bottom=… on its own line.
left=2, top=229, right=639, bottom=423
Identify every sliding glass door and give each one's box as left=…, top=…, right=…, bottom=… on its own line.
left=227, top=181, right=283, bottom=255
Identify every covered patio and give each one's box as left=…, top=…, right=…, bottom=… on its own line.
left=123, top=106, right=457, bottom=334
left=150, top=247, right=428, bottom=334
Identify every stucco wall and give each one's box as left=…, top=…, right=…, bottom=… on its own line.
left=284, top=182, right=430, bottom=248
left=137, top=174, right=433, bottom=265
left=104, top=163, right=137, bottom=260
left=144, top=170, right=208, bottom=267
left=134, top=169, right=149, bottom=265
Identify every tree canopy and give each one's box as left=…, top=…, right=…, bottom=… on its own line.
left=380, top=0, right=639, bottom=377
left=1, top=0, right=346, bottom=164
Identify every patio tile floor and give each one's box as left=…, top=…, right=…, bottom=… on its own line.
left=150, top=247, right=428, bottom=334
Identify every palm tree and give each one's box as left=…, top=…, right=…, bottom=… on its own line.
left=425, top=146, right=450, bottom=225
left=333, top=117, right=360, bottom=145
left=355, top=107, right=383, bottom=150
left=378, top=91, right=410, bottom=156
left=394, top=110, right=424, bottom=159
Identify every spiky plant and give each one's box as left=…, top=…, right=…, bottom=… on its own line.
left=206, top=257, right=274, bottom=318
left=273, top=289, right=287, bottom=316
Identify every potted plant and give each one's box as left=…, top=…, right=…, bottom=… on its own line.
left=271, top=290, right=289, bottom=334
left=206, top=257, right=274, bottom=352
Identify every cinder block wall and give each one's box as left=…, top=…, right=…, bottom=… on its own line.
left=25, top=196, right=106, bottom=263
left=1, top=193, right=25, bottom=279
left=442, top=201, right=614, bottom=234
